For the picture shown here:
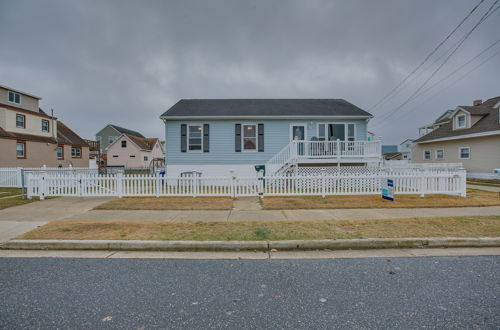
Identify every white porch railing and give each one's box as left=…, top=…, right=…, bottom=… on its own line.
left=26, top=167, right=467, bottom=199
left=265, top=140, right=382, bottom=175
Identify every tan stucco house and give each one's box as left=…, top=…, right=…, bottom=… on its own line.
left=106, top=133, right=164, bottom=169
left=412, top=96, right=500, bottom=174
left=0, top=84, right=89, bottom=167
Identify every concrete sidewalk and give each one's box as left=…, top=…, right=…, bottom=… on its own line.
left=467, top=184, right=500, bottom=193
left=62, top=206, right=500, bottom=222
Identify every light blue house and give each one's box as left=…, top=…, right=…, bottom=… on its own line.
left=160, top=99, right=381, bottom=176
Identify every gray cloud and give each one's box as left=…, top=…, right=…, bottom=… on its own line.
left=1, top=0, right=498, bottom=144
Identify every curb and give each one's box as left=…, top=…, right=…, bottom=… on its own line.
left=2, top=237, right=500, bottom=251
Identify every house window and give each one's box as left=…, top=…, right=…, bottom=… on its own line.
left=242, top=124, right=257, bottom=151
left=57, top=145, right=64, bottom=160
left=71, top=146, right=82, bottom=158
left=16, top=141, right=26, bottom=158
left=144, top=156, right=148, bottom=161
left=112, top=155, right=119, bottom=158
left=459, top=147, right=470, bottom=160
left=347, top=124, right=355, bottom=141
left=108, top=136, right=116, bottom=144
left=16, top=114, right=25, bottom=128
left=42, top=119, right=50, bottom=132
left=436, top=149, right=444, bottom=160
left=188, top=124, right=203, bottom=151
left=130, top=155, right=136, bottom=158
left=121, top=140, right=127, bottom=148
left=8, top=91, right=21, bottom=104
left=457, top=115, right=466, bottom=128
left=423, top=150, right=431, bottom=160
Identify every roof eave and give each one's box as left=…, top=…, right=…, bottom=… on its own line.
left=160, top=115, right=373, bottom=120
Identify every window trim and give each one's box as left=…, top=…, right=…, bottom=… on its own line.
left=16, top=140, right=26, bottom=159
left=16, top=114, right=26, bottom=129
left=423, top=150, right=431, bottom=161
left=8, top=91, right=21, bottom=105
left=458, top=146, right=470, bottom=160
left=289, top=123, right=307, bottom=141
left=121, top=140, right=127, bottom=148
left=57, top=144, right=64, bottom=160
left=456, top=114, right=467, bottom=129
left=187, top=123, right=204, bottom=153
left=71, top=146, right=82, bottom=159
left=316, top=122, right=356, bottom=141
left=242, top=123, right=258, bottom=152
left=435, top=148, right=444, bottom=160
left=42, top=119, right=50, bottom=132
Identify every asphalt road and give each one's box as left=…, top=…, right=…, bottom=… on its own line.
left=0, top=256, right=498, bottom=329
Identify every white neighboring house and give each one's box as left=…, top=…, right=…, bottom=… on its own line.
left=106, top=133, right=164, bottom=168
left=398, top=139, right=415, bottom=160
left=412, top=97, right=500, bottom=177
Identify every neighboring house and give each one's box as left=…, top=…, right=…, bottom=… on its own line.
left=382, top=145, right=398, bottom=154
left=84, top=139, right=100, bottom=169
left=383, top=152, right=403, bottom=160
left=398, top=139, right=415, bottom=160
left=95, top=124, right=145, bottom=154
left=0, top=84, right=89, bottom=167
left=106, top=134, right=164, bottom=168
left=160, top=99, right=381, bottom=176
left=412, top=97, right=500, bottom=174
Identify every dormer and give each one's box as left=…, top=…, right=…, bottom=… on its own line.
left=452, top=108, right=470, bottom=130
left=0, top=84, right=41, bottom=113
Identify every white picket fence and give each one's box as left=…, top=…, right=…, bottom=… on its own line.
left=26, top=167, right=467, bottom=199
left=0, top=167, right=98, bottom=188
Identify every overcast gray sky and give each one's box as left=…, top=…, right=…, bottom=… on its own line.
left=1, top=0, right=498, bottom=144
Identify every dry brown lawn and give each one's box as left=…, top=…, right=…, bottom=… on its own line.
left=17, top=216, right=500, bottom=241
left=261, top=189, right=500, bottom=210
left=0, top=188, right=36, bottom=210
left=94, top=196, right=234, bottom=210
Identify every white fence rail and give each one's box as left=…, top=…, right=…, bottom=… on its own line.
left=0, top=167, right=98, bottom=188
left=27, top=168, right=467, bottom=199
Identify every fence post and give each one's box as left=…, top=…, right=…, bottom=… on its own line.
left=26, top=173, right=32, bottom=200
left=40, top=171, right=46, bottom=201
left=459, top=168, right=467, bottom=197
left=76, top=173, right=82, bottom=197
left=321, top=169, right=326, bottom=198
left=16, top=167, right=23, bottom=188
left=155, top=173, right=160, bottom=198
left=419, top=169, right=425, bottom=197
left=116, top=172, right=123, bottom=198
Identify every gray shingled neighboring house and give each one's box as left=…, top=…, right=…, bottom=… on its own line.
left=412, top=96, right=500, bottom=176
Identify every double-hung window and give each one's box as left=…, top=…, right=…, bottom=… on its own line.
left=423, top=150, right=431, bottom=160
left=242, top=124, right=257, bottom=151
left=42, top=119, right=50, bottom=132
left=457, top=115, right=466, bottom=129
left=71, top=146, right=82, bottom=158
left=121, top=140, right=127, bottom=148
left=188, top=124, right=203, bottom=151
left=436, top=149, right=444, bottom=160
left=16, top=141, right=26, bottom=158
left=8, top=91, right=21, bottom=104
left=459, top=147, right=470, bottom=160
left=57, top=145, right=64, bottom=159
left=16, top=114, right=25, bottom=128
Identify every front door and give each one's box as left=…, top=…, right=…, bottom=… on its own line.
left=291, top=124, right=306, bottom=156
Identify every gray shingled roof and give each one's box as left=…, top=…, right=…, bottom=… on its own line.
left=415, top=96, right=500, bottom=143
left=161, top=99, right=372, bottom=118
left=109, top=124, right=145, bottom=138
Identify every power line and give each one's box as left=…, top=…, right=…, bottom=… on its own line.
left=367, top=0, right=485, bottom=112
left=371, top=47, right=500, bottom=130
left=373, top=0, right=499, bottom=125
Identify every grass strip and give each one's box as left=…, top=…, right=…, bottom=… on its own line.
left=261, top=189, right=500, bottom=210
left=94, top=196, right=234, bottom=210
left=17, top=216, right=500, bottom=241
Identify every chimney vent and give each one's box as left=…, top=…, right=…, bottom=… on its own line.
left=473, top=99, right=482, bottom=106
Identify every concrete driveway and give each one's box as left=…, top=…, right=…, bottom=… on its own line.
left=0, top=197, right=115, bottom=243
